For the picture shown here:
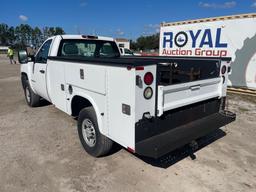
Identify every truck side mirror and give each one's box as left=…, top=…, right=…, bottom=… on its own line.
left=29, top=55, right=35, bottom=62
left=18, top=50, right=28, bottom=64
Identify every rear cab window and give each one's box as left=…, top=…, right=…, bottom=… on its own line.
left=57, top=39, right=120, bottom=58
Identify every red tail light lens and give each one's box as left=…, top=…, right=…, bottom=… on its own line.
left=221, top=66, right=227, bottom=74
left=144, top=72, right=154, bottom=85
left=135, top=66, right=144, bottom=71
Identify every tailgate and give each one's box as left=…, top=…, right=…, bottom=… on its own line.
left=156, top=58, right=222, bottom=116
left=157, top=78, right=221, bottom=116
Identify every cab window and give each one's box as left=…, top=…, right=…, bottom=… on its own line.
left=35, top=39, right=52, bottom=63
left=61, top=41, right=96, bottom=57
left=99, top=42, right=116, bottom=57
left=58, top=40, right=120, bottom=58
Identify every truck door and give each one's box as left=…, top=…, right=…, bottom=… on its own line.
left=31, top=39, right=52, bottom=101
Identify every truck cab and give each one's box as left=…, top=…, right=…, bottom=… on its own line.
left=18, top=35, right=236, bottom=159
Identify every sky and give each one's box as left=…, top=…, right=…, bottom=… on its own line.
left=0, top=0, right=255, bottom=39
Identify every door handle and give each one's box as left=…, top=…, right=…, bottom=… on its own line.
left=190, top=85, right=200, bottom=91
left=39, top=70, right=45, bottom=74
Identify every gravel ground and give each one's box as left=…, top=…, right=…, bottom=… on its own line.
left=0, top=54, right=255, bottom=192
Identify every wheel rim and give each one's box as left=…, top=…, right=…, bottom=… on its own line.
left=82, top=118, right=96, bottom=147
left=25, top=86, right=31, bottom=103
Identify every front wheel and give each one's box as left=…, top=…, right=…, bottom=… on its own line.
left=24, top=81, right=40, bottom=107
left=77, top=107, right=113, bottom=157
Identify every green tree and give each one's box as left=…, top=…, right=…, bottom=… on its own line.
left=54, top=27, right=65, bottom=35
left=42, top=27, right=49, bottom=41
left=130, top=40, right=137, bottom=51
left=131, top=33, right=159, bottom=51
left=15, top=24, right=33, bottom=47
left=136, top=33, right=159, bottom=51
left=32, top=27, right=43, bottom=48
left=0, top=23, right=9, bottom=45
left=42, top=26, right=65, bottom=40
left=8, top=26, right=16, bottom=45
left=0, top=23, right=65, bottom=48
left=48, top=27, right=55, bottom=37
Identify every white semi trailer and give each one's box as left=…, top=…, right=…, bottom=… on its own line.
left=159, top=13, right=256, bottom=90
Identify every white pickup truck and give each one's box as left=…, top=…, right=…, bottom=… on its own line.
left=18, top=35, right=236, bottom=158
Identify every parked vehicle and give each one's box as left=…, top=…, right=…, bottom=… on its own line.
left=119, top=47, right=141, bottom=56
left=18, top=35, right=236, bottom=158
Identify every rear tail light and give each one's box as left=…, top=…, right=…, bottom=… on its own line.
left=144, top=72, right=154, bottom=85
left=144, top=87, right=153, bottom=99
left=135, top=66, right=144, bottom=71
left=221, top=65, right=227, bottom=74
left=127, top=147, right=135, bottom=153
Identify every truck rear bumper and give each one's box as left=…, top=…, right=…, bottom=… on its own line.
left=135, top=110, right=236, bottom=159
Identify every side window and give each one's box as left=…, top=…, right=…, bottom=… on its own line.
left=35, top=39, right=52, bottom=63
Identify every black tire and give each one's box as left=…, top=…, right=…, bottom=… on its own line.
left=24, top=81, right=40, bottom=107
left=77, top=107, right=113, bottom=157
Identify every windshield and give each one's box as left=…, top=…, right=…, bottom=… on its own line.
left=58, top=39, right=120, bottom=58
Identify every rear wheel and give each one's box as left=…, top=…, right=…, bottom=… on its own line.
left=24, top=81, right=40, bottom=107
left=77, top=107, right=113, bottom=157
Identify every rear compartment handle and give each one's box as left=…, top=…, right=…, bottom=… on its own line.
left=190, top=85, right=201, bottom=91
